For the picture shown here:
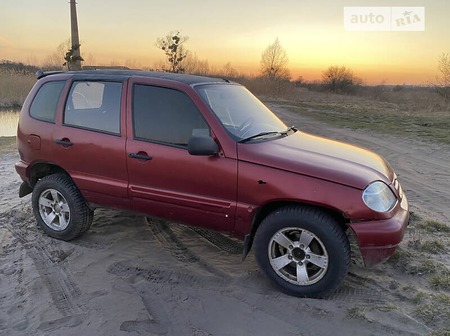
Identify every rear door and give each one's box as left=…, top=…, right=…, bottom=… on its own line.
left=53, top=79, right=129, bottom=208
left=125, top=80, right=238, bottom=232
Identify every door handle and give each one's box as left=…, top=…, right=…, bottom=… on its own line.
left=55, top=139, right=74, bottom=147
left=128, top=153, right=152, bottom=161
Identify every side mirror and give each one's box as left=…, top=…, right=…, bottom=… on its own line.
left=188, top=135, right=219, bottom=156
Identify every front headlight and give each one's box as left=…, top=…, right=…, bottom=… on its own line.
left=362, top=181, right=397, bottom=213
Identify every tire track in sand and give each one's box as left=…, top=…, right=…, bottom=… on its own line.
left=1, top=205, right=84, bottom=317
left=145, top=217, right=231, bottom=279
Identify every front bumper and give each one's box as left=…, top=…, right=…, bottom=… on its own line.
left=348, top=195, right=409, bottom=266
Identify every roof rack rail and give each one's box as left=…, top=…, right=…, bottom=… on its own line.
left=35, top=70, right=45, bottom=79
left=35, top=70, right=65, bottom=79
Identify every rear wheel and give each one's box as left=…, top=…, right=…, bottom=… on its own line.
left=32, top=174, right=93, bottom=241
left=254, top=206, right=350, bottom=298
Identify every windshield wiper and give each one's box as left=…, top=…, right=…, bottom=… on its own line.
left=239, top=126, right=297, bottom=144
left=239, top=131, right=281, bottom=143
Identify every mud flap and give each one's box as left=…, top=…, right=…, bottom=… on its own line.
left=242, top=234, right=253, bottom=261
left=19, top=181, right=33, bottom=198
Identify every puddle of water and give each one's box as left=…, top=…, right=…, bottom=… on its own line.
left=0, top=110, right=19, bottom=137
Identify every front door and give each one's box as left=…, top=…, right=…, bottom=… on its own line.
left=126, top=83, right=237, bottom=232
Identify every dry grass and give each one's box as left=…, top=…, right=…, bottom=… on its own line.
left=233, top=76, right=294, bottom=97
left=418, top=220, right=450, bottom=233
left=259, top=83, right=449, bottom=115
left=431, top=272, right=450, bottom=290
left=0, top=70, right=36, bottom=108
left=380, top=215, right=450, bottom=331
left=263, top=86, right=450, bottom=144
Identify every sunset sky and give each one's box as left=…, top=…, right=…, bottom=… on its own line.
left=1, top=0, right=449, bottom=84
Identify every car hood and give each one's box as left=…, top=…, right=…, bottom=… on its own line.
left=237, top=131, right=394, bottom=189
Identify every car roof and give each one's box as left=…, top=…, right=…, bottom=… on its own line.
left=37, top=70, right=233, bottom=86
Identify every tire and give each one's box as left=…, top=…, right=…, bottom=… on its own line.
left=254, top=205, right=350, bottom=298
left=32, top=173, right=94, bottom=241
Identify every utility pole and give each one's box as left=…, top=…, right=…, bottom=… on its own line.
left=69, top=0, right=82, bottom=70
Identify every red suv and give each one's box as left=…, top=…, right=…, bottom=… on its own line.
left=16, top=70, right=409, bottom=298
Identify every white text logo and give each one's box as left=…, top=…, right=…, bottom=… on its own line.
left=344, top=7, right=425, bottom=31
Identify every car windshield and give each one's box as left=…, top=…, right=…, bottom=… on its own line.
left=196, top=84, right=288, bottom=142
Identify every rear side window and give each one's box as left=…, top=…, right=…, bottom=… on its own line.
left=132, top=85, right=209, bottom=147
left=30, top=81, right=65, bottom=122
left=64, top=81, right=122, bottom=134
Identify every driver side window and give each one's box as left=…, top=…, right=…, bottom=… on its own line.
left=132, top=84, right=209, bottom=148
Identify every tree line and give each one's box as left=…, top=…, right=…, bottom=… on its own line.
left=153, top=31, right=449, bottom=99
left=0, top=60, right=39, bottom=75
left=154, top=31, right=363, bottom=94
left=3, top=30, right=449, bottom=99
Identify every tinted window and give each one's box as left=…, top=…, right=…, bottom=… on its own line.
left=64, top=81, right=122, bottom=134
left=133, top=85, right=209, bottom=147
left=30, top=81, right=65, bottom=122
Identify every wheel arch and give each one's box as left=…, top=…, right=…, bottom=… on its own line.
left=28, top=162, right=71, bottom=187
left=242, top=201, right=349, bottom=260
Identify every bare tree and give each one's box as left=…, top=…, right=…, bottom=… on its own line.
left=436, top=53, right=450, bottom=101
left=183, top=53, right=210, bottom=75
left=156, top=31, right=189, bottom=73
left=43, top=39, right=71, bottom=70
left=83, top=52, right=96, bottom=67
left=44, top=38, right=84, bottom=71
left=322, top=66, right=362, bottom=93
left=260, top=38, right=290, bottom=80
left=222, top=62, right=239, bottom=78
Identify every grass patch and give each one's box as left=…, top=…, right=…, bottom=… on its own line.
left=410, top=259, right=444, bottom=276
left=431, top=271, right=450, bottom=290
left=388, top=243, right=446, bottom=276
left=417, top=220, right=450, bottom=233
left=387, top=247, right=413, bottom=265
left=347, top=306, right=367, bottom=320
left=415, top=293, right=450, bottom=326
left=386, top=214, right=449, bottom=295
left=402, top=284, right=416, bottom=292
left=416, top=303, right=447, bottom=324
left=413, top=291, right=427, bottom=305
left=417, top=240, right=447, bottom=254
left=290, top=103, right=450, bottom=145
left=430, top=329, right=450, bottom=336
left=266, top=87, right=450, bottom=145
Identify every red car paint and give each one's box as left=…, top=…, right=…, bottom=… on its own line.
left=16, top=70, right=409, bottom=266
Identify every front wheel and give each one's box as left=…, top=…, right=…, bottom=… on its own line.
left=32, top=174, right=93, bottom=241
left=254, top=206, right=350, bottom=298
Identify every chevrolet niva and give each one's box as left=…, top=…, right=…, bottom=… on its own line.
left=15, top=70, right=409, bottom=298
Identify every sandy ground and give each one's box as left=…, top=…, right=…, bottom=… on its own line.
left=1, top=105, right=449, bottom=336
